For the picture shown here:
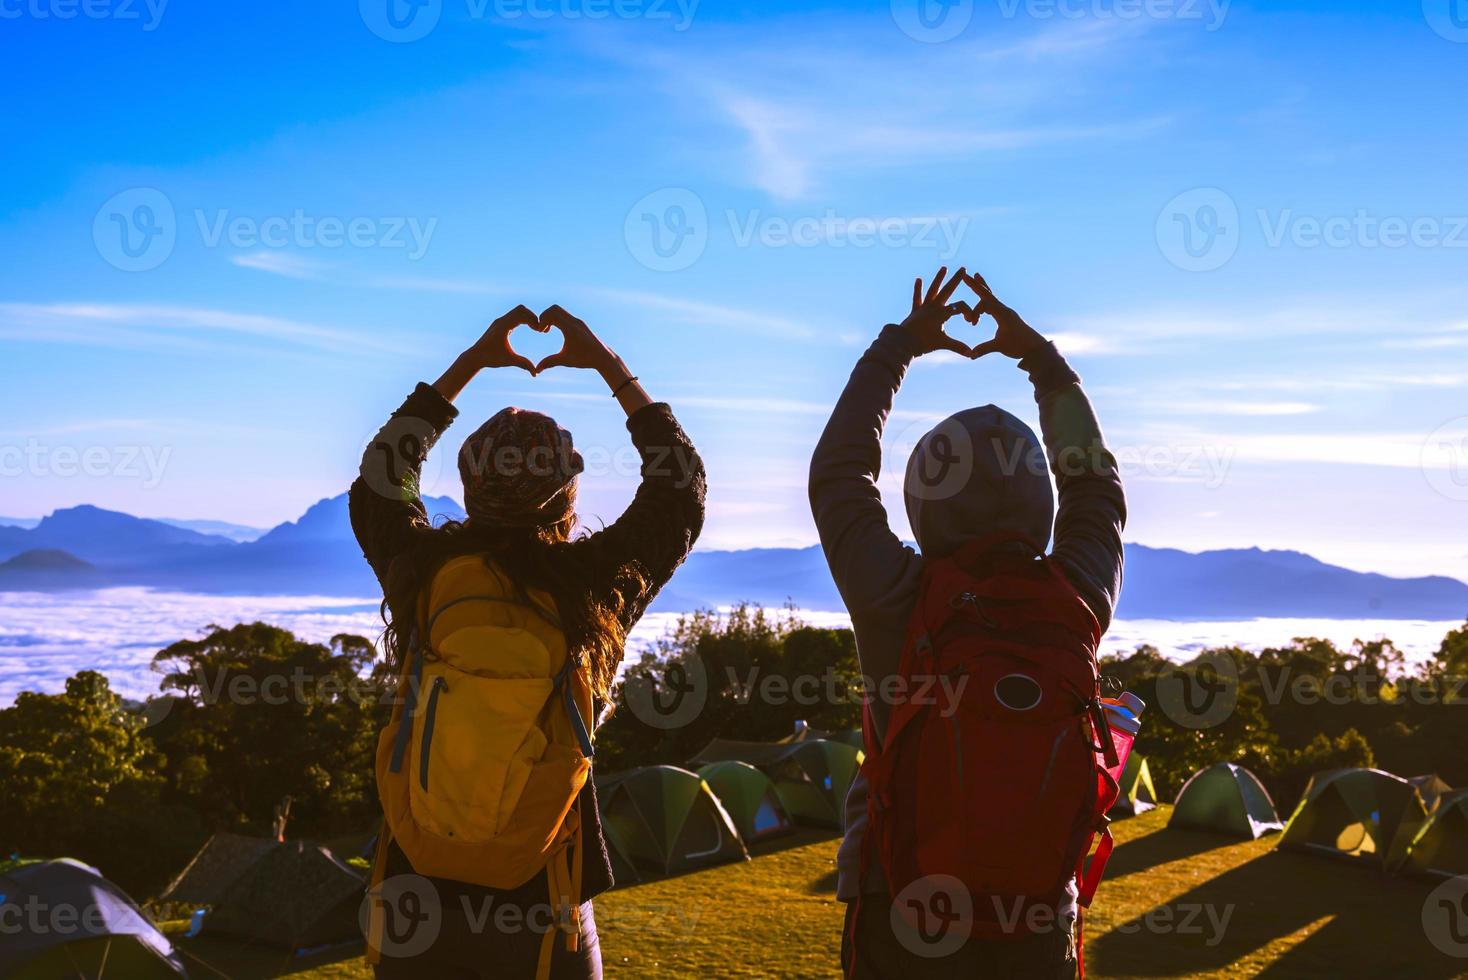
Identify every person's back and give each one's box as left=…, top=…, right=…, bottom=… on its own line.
left=808, top=268, right=1126, bottom=979
left=352, top=304, right=706, bottom=979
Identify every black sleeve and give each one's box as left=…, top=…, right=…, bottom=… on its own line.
left=564, top=403, right=706, bottom=629
left=348, top=382, right=460, bottom=587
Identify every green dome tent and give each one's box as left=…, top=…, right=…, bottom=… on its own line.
left=780, top=722, right=864, bottom=751
left=1408, top=774, right=1454, bottom=813
left=597, top=766, right=749, bottom=877
left=1169, top=763, right=1283, bottom=839
left=697, top=761, right=795, bottom=844
left=1278, top=768, right=1430, bottom=871
left=689, top=738, right=864, bottom=830
left=0, top=859, right=188, bottom=979
left=1109, top=753, right=1159, bottom=818
left=1402, top=788, right=1468, bottom=878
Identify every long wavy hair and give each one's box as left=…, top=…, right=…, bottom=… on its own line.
left=378, top=512, right=644, bottom=699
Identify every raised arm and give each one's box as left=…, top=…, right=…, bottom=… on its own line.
left=809, top=267, right=978, bottom=617
left=348, top=305, right=539, bottom=584
left=534, top=306, right=707, bottom=626
left=966, top=273, right=1127, bottom=629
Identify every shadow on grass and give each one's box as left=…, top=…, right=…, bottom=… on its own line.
left=1090, top=848, right=1465, bottom=979
left=176, top=935, right=364, bottom=980
left=1099, top=824, right=1236, bottom=883
left=614, top=827, right=839, bottom=890
left=806, top=868, right=839, bottom=895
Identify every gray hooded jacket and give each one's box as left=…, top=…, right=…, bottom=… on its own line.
left=808, top=324, right=1127, bottom=904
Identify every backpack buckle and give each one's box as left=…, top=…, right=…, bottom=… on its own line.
left=949, top=592, right=998, bottom=628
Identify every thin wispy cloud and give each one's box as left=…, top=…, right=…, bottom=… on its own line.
left=232, top=251, right=505, bottom=295
left=595, top=17, right=1170, bottom=198
left=231, top=251, right=329, bottom=280
left=0, top=302, right=407, bottom=356
left=586, top=287, right=827, bottom=341
left=1149, top=400, right=1321, bottom=417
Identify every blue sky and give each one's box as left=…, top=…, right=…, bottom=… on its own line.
left=2, top=0, right=1467, bottom=579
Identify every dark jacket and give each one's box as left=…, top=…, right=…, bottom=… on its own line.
left=349, top=382, right=705, bottom=908
left=808, top=326, right=1126, bottom=903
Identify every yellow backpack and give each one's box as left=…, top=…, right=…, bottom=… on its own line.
left=366, top=554, right=595, bottom=976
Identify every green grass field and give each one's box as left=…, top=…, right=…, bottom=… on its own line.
left=173, top=807, right=1467, bottom=979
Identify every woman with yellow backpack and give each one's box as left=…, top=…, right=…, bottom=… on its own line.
left=350, top=304, right=705, bottom=979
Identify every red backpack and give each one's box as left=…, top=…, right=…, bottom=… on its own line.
left=859, top=534, right=1121, bottom=975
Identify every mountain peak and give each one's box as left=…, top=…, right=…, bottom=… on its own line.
left=0, top=549, right=96, bottom=572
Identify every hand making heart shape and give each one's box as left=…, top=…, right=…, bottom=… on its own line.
left=898, top=266, right=1046, bottom=362
left=468, top=304, right=620, bottom=377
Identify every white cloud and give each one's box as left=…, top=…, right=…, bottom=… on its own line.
left=232, top=250, right=505, bottom=295
left=231, top=250, right=329, bottom=280
left=587, top=287, right=826, bottom=341
left=603, top=17, right=1169, bottom=199
left=1155, top=400, right=1322, bottom=417
left=0, top=302, right=405, bottom=356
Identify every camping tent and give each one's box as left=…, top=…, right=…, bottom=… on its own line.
left=598, top=766, right=749, bottom=877
left=1408, top=774, right=1454, bottom=813
left=1109, top=753, right=1159, bottom=818
left=780, top=722, right=864, bottom=751
left=689, top=738, right=864, bottom=830
left=697, top=761, right=795, bottom=844
left=1169, top=763, right=1283, bottom=839
left=1278, top=768, right=1430, bottom=871
left=181, top=839, right=366, bottom=949
left=1402, top=788, right=1468, bottom=878
left=0, top=859, right=188, bottom=979
left=160, top=832, right=278, bottom=905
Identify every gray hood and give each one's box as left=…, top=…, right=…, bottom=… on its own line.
left=903, top=404, right=1054, bottom=557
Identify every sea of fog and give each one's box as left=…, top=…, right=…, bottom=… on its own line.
left=0, top=588, right=1459, bottom=705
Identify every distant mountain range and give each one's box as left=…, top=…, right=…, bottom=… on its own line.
left=1, top=498, right=1465, bottom=621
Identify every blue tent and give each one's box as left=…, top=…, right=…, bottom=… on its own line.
left=0, top=858, right=188, bottom=978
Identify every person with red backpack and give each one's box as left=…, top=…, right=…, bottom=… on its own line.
left=809, top=268, right=1127, bottom=979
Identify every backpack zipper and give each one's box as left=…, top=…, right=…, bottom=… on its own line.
left=418, top=676, right=448, bottom=791
left=1036, top=725, right=1069, bottom=801
left=948, top=665, right=968, bottom=793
